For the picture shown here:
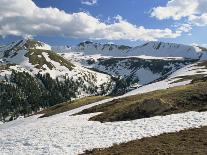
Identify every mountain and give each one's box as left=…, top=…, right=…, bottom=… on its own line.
left=54, top=41, right=207, bottom=59
left=0, top=39, right=114, bottom=121
left=130, top=41, right=207, bottom=59
left=55, top=41, right=207, bottom=93
left=53, top=41, right=132, bottom=57
left=0, top=39, right=113, bottom=95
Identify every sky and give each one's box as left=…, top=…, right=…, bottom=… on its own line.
left=0, top=0, right=207, bottom=47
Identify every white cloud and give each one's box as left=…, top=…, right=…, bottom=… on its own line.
left=176, top=24, right=192, bottom=33
left=151, top=0, right=207, bottom=26
left=81, top=0, right=97, bottom=6
left=189, top=13, right=207, bottom=26
left=151, top=0, right=199, bottom=20
left=0, top=0, right=184, bottom=41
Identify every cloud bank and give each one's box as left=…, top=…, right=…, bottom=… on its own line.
left=151, top=0, right=207, bottom=26
left=0, top=0, right=185, bottom=41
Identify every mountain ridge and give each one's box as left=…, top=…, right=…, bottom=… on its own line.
left=53, top=40, right=207, bottom=60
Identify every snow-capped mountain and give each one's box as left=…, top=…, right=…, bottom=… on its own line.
left=1, top=39, right=203, bottom=93
left=53, top=41, right=132, bottom=57
left=54, top=41, right=207, bottom=59
left=54, top=41, right=206, bottom=92
left=0, top=39, right=113, bottom=97
left=130, top=41, right=207, bottom=59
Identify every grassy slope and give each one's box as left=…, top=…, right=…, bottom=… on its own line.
left=82, top=126, right=207, bottom=155
left=78, top=78, right=207, bottom=122
left=38, top=96, right=110, bottom=117
left=26, top=49, right=74, bottom=70
left=23, top=39, right=75, bottom=70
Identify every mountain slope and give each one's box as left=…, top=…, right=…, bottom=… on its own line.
left=1, top=40, right=207, bottom=121
left=0, top=39, right=114, bottom=121
left=125, top=61, right=207, bottom=96
left=0, top=39, right=113, bottom=96
left=0, top=95, right=206, bottom=154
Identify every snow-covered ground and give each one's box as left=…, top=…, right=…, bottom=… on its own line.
left=0, top=108, right=207, bottom=155
left=124, top=78, right=191, bottom=97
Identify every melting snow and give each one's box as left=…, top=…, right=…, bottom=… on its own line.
left=0, top=110, right=206, bottom=155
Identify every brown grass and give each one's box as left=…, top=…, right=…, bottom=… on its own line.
left=82, top=126, right=207, bottom=155
left=38, top=96, right=110, bottom=117
left=78, top=80, right=207, bottom=122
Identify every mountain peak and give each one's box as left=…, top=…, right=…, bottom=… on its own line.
left=23, top=39, right=51, bottom=51
left=78, top=41, right=95, bottom=47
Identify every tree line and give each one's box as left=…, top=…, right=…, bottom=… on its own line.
left=0, top=70, right=79, bottom=122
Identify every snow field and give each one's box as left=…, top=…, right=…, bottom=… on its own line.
left=0, top=110, right=207, bottom=155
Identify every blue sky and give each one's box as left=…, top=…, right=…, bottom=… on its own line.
left=0, top=0, right=207, bottom=46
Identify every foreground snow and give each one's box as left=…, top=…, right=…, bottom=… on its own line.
left=0, top=110, right=207, bottom=155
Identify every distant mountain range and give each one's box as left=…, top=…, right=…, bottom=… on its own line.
left=55, top=41, right=207, bottom=92
left=54, top=40, right=207, bottom=59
